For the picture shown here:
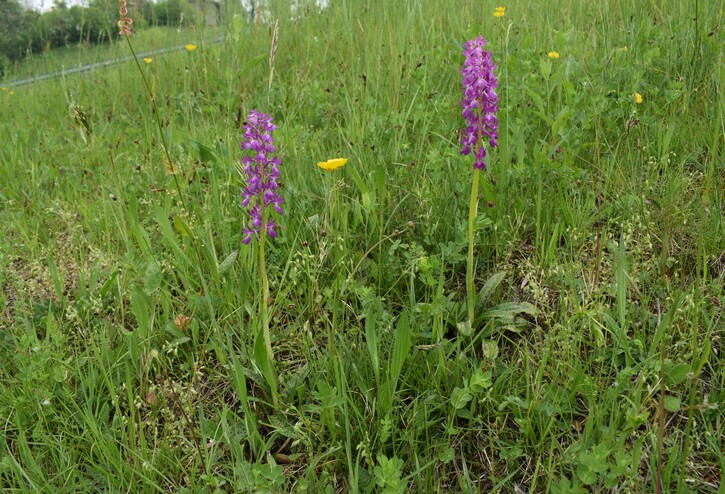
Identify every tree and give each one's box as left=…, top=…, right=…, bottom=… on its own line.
left=0, top=0, right=41, bottom=70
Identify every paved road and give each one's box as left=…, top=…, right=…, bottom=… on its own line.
left=2, top=37, right=224, bottom=88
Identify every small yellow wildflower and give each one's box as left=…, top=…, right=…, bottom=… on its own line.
left=144, top=57, right=152, bottom=64
left=634, top=92, right=643, bottom=104
left=548, top=51, right=560, bottom=59
left=317, top=158, right=348, bottom=171
left=494, top=6, right=506, bottom=17
left=1, top=87, right=7, bottom=91
left=8, top=91, right=14, bottom=95
left=185, top=44, right=197, bottom=52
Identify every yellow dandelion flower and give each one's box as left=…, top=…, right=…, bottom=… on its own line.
left=9, top=91, right=14, bottom=95
left=1, top=87, right=7, bottom=91
left=548, top=51, right=560, bottom=59
left=634, top=92, right=643, bottom=104
left=144, top=57, right=152, bottom=64
left=185, top=44, right=197, bottom=52
left=317, top=158, right=348, bottom=171
left=494, top=6, right=506, bottom=17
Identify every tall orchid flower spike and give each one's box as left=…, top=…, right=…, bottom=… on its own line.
left=240, top=109, right=283, bottom=404
left=240, top=110, right=284, bottom=245
left=460, top=36, right=499, bottom=330
left=460, top=36, right=499, bottom=170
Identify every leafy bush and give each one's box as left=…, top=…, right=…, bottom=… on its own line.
left=0, top=0, right=40, bottom=64
left=150, top=0, right=198, bottom=27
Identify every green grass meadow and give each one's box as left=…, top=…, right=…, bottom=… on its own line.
left=4, top=26, right=221, bottom=83
left=0, top=0, right=723, bottom=492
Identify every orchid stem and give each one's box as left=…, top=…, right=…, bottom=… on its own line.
left=124, top=36, right=184, bottom=204
left=258, top=202, right=278, bottom=406
left=467, top=168, right=480, bottom=327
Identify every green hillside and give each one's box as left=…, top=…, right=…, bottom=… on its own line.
left=0, top=0, right=722, bottom=492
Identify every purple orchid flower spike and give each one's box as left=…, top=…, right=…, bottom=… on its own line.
left=460, top=36, right=499, bottom=170
left=240, top=110, right=284, bottom=244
